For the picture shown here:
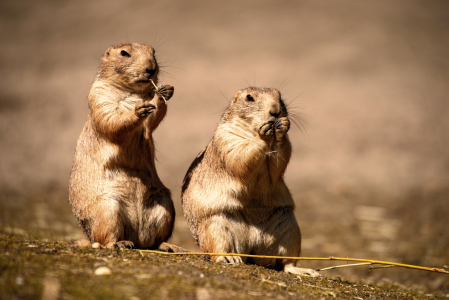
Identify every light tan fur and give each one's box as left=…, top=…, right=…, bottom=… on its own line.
left=69, top=43, right=177, bottom=250
left=182, top=87, right=319, bottom=276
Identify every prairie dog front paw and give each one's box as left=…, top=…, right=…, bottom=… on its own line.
left=258, top=119, right=275, bottom=140
left=156, top=85, right=174, bottom=102
left=274, top=117, right=290, bottom=141
left=135, top=101, right=156, bottom=118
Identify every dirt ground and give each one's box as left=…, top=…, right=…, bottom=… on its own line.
left=1, top=236, right=447, bottom=300
left=1, top=0, right=448, bottom=297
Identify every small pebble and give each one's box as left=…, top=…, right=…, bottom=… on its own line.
left=94, top=266, right=111, bottom=276
left=15, top=276, right=24, bottom=285
left=92, top=242, right=100, bottom=249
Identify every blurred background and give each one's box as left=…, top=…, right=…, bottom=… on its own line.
left=1, top=0, right=448, bottom=293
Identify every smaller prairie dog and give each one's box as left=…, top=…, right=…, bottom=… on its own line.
left=69, top=43, right=180, bottom=251
left=182, top=87, right=319, bottom=276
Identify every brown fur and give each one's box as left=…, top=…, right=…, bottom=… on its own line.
left=69, top=43, right=176, bottom=249
left=182, top=87, right=319, bottom=276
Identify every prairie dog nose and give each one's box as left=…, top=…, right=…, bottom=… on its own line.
left=269, top=103, right=281, bottom=118
left=145, top=68, right=156, bottom=77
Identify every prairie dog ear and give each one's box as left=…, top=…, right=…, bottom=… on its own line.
left=104, top=46, right=113, bottom=58
left=232, top=91, right=243, bottom=103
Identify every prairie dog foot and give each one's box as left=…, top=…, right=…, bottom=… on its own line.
left=158, top=242, right=185, bottom=253
left=284, top=264, right=321, bottom=277
left=73, top=239, right=91, bottom=247
left=215, top=255, right=243, bottom=265
left=114, top=240, right=134, bottom=249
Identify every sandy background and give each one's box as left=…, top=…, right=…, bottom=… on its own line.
left=1, top=0, right=448, bottom=292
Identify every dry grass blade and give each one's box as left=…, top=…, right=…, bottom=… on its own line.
left=150, top=79, right=167, bottom=104
left=316, top=262, right=372, bottom=271
left=261, top=278, right=287, bottom=287
left=317, top=262, right=395, bottom=272
left=124, top=249, right=449, bottom=275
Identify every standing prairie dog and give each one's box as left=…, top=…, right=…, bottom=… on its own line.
left=69, top=43, right=179, bottom=251
left=182, top=87, right=319, bottom=276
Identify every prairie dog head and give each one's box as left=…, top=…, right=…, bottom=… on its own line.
left=98, top=43, right=159, bottom=91
left=223, top=87, right=288, bottom=132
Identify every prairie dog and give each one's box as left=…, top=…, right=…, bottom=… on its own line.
left=182, top=87, right=319, bottom=276
left=69, top=43, right=179, bottom=250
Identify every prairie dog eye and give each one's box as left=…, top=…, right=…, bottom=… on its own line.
left=120, top=50, right=131, bottom=57
left=246, top=94, right=254, bottom=101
